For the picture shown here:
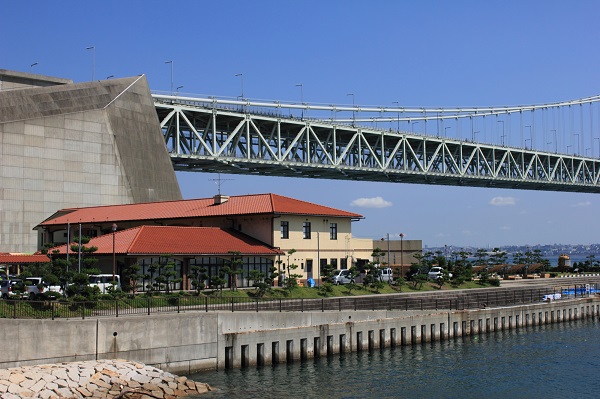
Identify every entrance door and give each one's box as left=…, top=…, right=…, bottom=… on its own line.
left=306, top=259, right=313, bottom=279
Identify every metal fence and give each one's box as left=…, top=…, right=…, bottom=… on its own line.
left=0, top=283, right=597, bottom=320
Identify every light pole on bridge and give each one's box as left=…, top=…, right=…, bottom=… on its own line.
left=525, top=125, right=532, bottom=149
left=392, top=101, right=400, bottom=132
left=295, top=84, right=304, bottom=119
left=235, top=73, right=244, bottom=100
left=412, top=121, right=419, bottom=133
left=497, top=120, right=505, bottom=145
left=594, top=137, right=600, bottom=158
left=164, top=60, right=173, bottom=96
left=574, top=133, right=580, bottom=155
left=346, top=93, right=355, bottom=127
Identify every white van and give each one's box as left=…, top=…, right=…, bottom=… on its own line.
left=89, top=274, right=121, bottom=293
left=376, top=267, right=394, bottom=283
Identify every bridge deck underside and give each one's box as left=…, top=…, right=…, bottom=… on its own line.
left=155, top=101, right=600, bottom=193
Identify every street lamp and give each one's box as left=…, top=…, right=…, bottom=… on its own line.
left=112, top=223, right=117, bottom=284
left=497, top=120, right=505, bottom=145
left=382, top=233, right=390, bottom=266
left=164, top=60, right=173, bottom=95
left=86, top=46, right=95, bottom=81
left=525, top=138, right=532, bottom=149
left=30, top=62, right=38, bottom=70
left=347, top=93, right=355, bottom=127
left=399, top=233, right=405, bottom=268
left=574, top=133, right=580, bottom=154
left=235, top=73, right=244, bottom=100
left=551, top=129, right=557, bottom=152
left=295, top=83, right=304, bottom=119
left=412, top=121, right=419, bottom=132
left=392, top=101, right=400, bottom=132
left=594, top=137, right=600, bottom=158
left=524, top=125, right=532, bottom=148
left=444, top=126, right=451, bottom=138
left=176, top=85, right=184, bottom=96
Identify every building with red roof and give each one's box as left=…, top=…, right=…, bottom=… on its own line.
left=36, top=193, right=388, bottom=291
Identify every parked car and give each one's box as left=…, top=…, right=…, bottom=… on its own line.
left=428, top=267, right=452, bottom=280
left=333, top=269, right=354, bottom=285
left=0, top=278, right=23, bottom=299
left=376, top=267, right=394, bottom=283
left=23, top=277, right=62, bottom=299
left=88, top=274, right=121, bottom=294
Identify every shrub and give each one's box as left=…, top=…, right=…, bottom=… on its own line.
left=489, top=277, right=501, bottom=287
left=44, top=291, right=62, bottom=300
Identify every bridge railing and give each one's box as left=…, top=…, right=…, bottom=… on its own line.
left=1, top=283, right=597, bottom=319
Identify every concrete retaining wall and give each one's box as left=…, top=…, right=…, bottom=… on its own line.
left=1, top=298, right=598, bottom=373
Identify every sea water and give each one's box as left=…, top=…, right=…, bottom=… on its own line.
left=188, top=318, right=600, bottom=398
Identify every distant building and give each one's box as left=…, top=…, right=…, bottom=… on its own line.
left=558, top=254, right=571, bottom=271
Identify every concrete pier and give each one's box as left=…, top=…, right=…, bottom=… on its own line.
left=0, top=297, right=598, bottom=373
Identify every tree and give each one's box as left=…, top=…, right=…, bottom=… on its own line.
left=319, top=263, right=336, bottom=295
left=452, top=250, right=472, bottom=283
left=436, top=269, right=451, bottom=289
left=371, top=247, right=386, bottom=266
left=248, top=269, right=269, bottom=297
left=189, top=264, right=209, bottom=294
left=391, top=268, right=406, bottom=292
left=122, top=262, right=143, bottom=295
left=62, top=234, right=101, bottom=299
left=343, top=266, right=362, bottom=294
left=223, top=251, right=243, bottom=291
left=210, top=268, right=227, bottom=294
left=283, top=249, right=302, bottom=295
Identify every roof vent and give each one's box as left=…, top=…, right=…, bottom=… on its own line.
left=213, top=194, right=229, bottom=205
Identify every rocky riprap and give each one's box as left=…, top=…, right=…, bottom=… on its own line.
left=0, top=359, right=212, bottom=399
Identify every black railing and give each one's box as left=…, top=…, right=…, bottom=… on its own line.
left=0, top=283, right=597, bottom=320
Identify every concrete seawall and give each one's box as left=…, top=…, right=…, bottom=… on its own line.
left=1, top=297, right=598, bottom=373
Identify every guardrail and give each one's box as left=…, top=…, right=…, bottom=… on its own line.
left=0, top=284, right=597, bottom=320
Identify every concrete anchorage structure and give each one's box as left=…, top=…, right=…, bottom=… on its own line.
left=0, top=70, right=181, bottom=253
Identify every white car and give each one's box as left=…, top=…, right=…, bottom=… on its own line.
left=89, top=274, right=121, bottom=293
left=428, top=267, right=452, bottom=280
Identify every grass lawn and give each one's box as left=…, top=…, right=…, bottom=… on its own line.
left=202, top=279, right=497, bottom=300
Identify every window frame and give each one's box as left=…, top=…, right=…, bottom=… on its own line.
left=280, top=221, right=289, bottom=239
left=303, top=221, right=311, bottom=239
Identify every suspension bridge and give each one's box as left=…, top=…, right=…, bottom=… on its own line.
left=153, top=93, right=600, bottom=193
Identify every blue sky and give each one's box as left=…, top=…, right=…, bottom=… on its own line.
left=2, top=0, right=599, bottom=248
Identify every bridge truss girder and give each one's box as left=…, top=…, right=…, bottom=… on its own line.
left=155, top=101, right=600, bottom=193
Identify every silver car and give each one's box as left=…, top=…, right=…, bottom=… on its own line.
left=333, top=269, right=353, bottom=285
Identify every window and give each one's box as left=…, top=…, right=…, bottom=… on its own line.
left=303, top=222, right=311, bottom=239
left=330, top=258, right=338, bottom=269
left=330, top=223, right=337, bottom=240
left=280, top=221, right=289, bottom=239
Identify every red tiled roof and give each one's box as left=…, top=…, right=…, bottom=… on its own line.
left=49, top=226, right=283, bottom=256
left=0, top=254, right=51, bottom=264
left=38, top=193, right=363, bottom=227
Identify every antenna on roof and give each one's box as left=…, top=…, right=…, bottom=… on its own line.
left=209, top=173, right=233, bottom=195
